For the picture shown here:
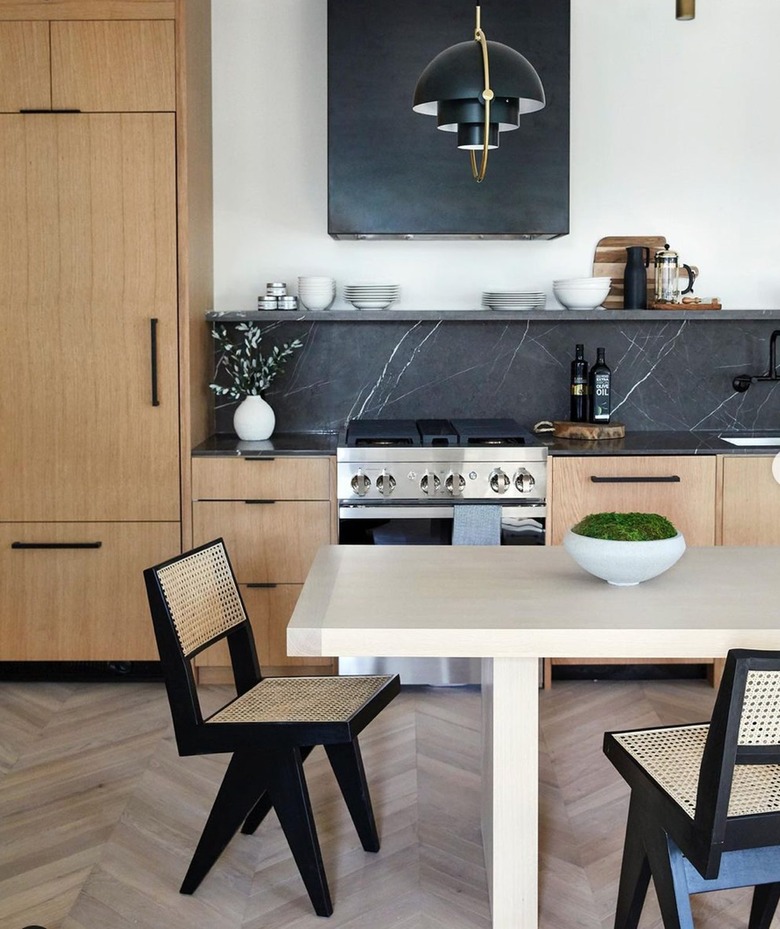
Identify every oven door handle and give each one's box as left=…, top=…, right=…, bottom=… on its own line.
left=338, top=503, right=547, bottom=520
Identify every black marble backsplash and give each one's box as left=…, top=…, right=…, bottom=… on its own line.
left=210, top=315, right=780, bottom=435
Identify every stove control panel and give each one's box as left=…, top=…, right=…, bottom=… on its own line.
left=337, top=451, right=547, bottom=503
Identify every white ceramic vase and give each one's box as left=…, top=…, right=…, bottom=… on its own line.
left=233, top=394, right=275, bottom=440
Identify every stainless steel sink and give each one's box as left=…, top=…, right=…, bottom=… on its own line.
left=719, top=435, right=780, bottom=447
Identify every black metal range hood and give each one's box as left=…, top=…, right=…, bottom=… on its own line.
left=328, top=0, right=570, bottom=240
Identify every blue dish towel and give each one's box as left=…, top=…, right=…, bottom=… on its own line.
left=452, top=505, right=502, bottom=546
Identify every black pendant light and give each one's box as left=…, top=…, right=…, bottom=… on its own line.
left=412, top=5, right=545, bottom=182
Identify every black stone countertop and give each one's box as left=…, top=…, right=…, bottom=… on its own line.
left=193, top=430, right=780, bottom=458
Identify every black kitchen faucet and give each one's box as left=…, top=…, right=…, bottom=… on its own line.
left=732, top=329, right=780, bottom=392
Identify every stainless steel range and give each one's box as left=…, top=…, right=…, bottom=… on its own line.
left=337, top=417, right=548, bottom=684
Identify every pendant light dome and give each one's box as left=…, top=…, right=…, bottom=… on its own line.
left=412, top=5, right=545, bottom=182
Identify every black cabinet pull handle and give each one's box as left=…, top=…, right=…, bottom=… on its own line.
left=12, top=541, right=103, bottom=550
left=19, top=108, right=81, bottom=114
left=244, top=499, right=276, bottom=505
left=590, top=475, right=681, bottom=484
left=150, top=318, right=160, bottom=406
left=245, top=457, right=277, bottom=461
left=246, top=582, right=278, bottom=589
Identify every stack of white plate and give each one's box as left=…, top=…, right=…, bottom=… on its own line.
left=344, top=284, right=400, bottom=310
left=482, top=291, right=546, bottom=311
left=298, top=276, right=336, bottom=311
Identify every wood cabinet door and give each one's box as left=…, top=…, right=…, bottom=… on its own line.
left=192, top=500, right=332, bottom=584
left=0, top=22, right=50, bottom=111
left=51, top=20, right=175, bottom=112
left=549, top=455, right=717, bottom=545
left=721, top=456, right=780, bottom=545
left=0, top=114, right=179, bottom=521
left=193, top=456, right=332, bottom=502
left=0, top=521, right=180, bottom=660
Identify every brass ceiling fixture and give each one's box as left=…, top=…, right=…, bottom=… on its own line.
left=676, top=0, right=695, bottom=20
left=412, top=5, right=545, bottom=183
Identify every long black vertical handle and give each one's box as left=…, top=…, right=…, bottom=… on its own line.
left=150, top=318, right=159, bottom=406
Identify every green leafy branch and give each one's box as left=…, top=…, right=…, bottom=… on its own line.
left=209, top=323, right=303, bottom=401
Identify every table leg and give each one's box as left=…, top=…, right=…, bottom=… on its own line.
left=481, top=656, right=539, bottom=929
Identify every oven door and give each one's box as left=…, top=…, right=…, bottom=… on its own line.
left=338, top=503, right=546, bottom=546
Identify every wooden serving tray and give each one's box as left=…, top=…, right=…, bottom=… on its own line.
left=650, top=299, right=722, bottom=310
left=553, top=421, right=626, bottom=440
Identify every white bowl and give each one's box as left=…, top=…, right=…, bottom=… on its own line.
left=553, top=283, right=611, bottom=309
left=563, top=530, right=686, bottom=586
left=554, top=278, right=611, bottom=288
left=299, top=294, right=335, bottom=311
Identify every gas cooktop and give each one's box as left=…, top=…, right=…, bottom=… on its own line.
left=342, top=417, right=539, bottom=448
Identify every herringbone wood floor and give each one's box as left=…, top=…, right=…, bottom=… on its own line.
left=0, top=677, right=769, bottom=929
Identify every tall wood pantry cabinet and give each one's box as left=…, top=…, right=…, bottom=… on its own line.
left=0, top=1, right=213, bottom=661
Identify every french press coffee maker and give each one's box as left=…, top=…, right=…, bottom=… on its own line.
left=654, top=244, right=696, bottom=303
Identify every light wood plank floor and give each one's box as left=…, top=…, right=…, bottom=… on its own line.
left=0, top=677, right=767, bottom=929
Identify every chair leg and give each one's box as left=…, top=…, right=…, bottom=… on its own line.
left=642, top=826, right=695, bottom=929
left=266, top=747, right=333, bottom=918
left=614, top=797, right=652, bottom=929
left=325, top=740, right=380, bottom=853
left=749, top=882, right=780, bottom=929
left=242, top=745, right=316, bottom=835
left=180, top=752, right=266, bottom=894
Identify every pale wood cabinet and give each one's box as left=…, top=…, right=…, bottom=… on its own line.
left=0, top=2, right=213, bottom=662
left=191, top=457, right=337, bottom=680
left=720, top=455, right=780, bottom=545
left=0, top=19, right=174, bottom=112
left=548, top=455, right=718, bottom=545
left=546, top=454, right=721, bottom=687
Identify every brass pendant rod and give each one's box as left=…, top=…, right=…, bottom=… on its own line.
left=470, top=5, right=493, bottom=182
left=676, top=0, right=695, bottom=20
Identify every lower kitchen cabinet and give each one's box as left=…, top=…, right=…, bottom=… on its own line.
left=546, top=454, right=721, bottom=687
left=720, top=455, right=780, bottom=545
left=0, top=522, right=180, bottom=661
left=191, top=456, right=337, bottom=679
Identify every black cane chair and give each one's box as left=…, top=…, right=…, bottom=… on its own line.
left=143, top=539, right=400, bottom=917
left=604, top=648, right=780, bottom=929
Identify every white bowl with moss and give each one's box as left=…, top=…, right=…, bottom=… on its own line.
left=563, top=512, right=686, bottom=586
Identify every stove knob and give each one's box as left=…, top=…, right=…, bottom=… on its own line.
left=420, top=471, right=441, bottom=496
left=351, top=470, right=371, bottom=497
left=514, top=468, right=536, bottom=494
left=489, top=468, right=510, bottom=494
left=376, top=470, right=396, bottom=497
left=445, top=471, right=466, bottom=497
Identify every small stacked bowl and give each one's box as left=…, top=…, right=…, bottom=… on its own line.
left=553, top=277, right=611, bottom=310
left=298, top=276, right=336, bottom=311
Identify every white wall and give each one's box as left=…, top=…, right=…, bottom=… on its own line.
left=212, top=0, right=780, bottom=311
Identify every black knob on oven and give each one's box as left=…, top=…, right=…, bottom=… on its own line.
left=351, top=470, right=371, bottom=497
left=489, top=468, right=510, bottom=494
left=445, top=471, right=466, bottom=497
left=514, top=468, right=535, bottom=493
left=420, top=471, right=441, bottom=495
left=376, top=471, right=396, bottom=497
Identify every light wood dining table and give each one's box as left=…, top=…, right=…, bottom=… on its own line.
left=287, top=544, right=780, bottom=929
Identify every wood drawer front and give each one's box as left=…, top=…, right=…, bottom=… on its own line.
left=192, top=456, right=332, bottom=501
left=721, top=456, right=780, bottom=545
left=0, top=4, right=175, bottom=20
left=0, top=522, right=180, bottom=661
left=0, top=22, right=50, bottom=111
left=549, top=455, right=717, bottom=546
left=193, top=500, right=331, bottom=583
left=195, top=584, right=332, bottom=670
left=51, top=20, right=175, bottom=111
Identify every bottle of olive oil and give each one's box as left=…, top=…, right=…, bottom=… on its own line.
left=589, top=347, right=611, bottom=423
left=570, top=343, right=589, bottom=422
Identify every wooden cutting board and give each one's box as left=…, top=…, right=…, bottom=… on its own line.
left=593, top=235, right=666, bottom=309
